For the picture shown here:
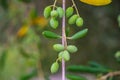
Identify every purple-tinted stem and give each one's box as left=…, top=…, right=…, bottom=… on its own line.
left=62, top=0, right=66, bottom=80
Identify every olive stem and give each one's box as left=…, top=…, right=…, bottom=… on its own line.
left=56, top=57, right=62, bottom=62
left=71, top=0, right=80, bottom=17
left=53, top=0, right=58, bottom=10
left=62, top=0, right=67, bottom=79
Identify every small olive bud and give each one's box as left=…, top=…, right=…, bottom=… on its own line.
left=67, top=45, right=78, bottom=53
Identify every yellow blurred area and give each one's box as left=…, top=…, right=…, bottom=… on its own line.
left=17, top=25, right=30, bottom=37
left=32, top=16, right=48, bottom=28
left=80, top=0, right=112, bottom=6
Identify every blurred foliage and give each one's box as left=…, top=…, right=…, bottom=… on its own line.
left=67, top=61, right=120, bottom=80
left=0, top=28, right=41, bottom=80
left=118, top=15, right=120, bottom=27
left=115, top=51, right=120, bottom=63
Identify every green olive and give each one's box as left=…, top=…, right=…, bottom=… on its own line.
left=57, top=7, right=64, bottom=18
left=62, top=50, right=70, bottom=61
left=68, top=14, right=78, bottom=25
left=50, top=62, right=59, bottom=73
left=66, top=7, right=74, bottom=18
left=67, top=45, right=78, bottom=53
left=44, top=6, right=52, bottom=18
left=50, top=18, right=59, bottom=29
left=53, top=44, right=64, bottom=52
left=76, top=17, right=84, bottom=27
left=51, top=10, right=58, bottom=18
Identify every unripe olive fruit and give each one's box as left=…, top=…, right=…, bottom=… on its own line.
left=50, top=18, right=59, bottom=29
left=53, top=44, right=64, bottom=52
left=66, top=7, right=74, bottom=18
left=68, top=14, right=78, bottom=25
left=50, top=62, right=59, bottom=73
left=57, top=7, right=64, bottom=18
left=51, top=10, right=58, bottom=18
left=67, top=45, right=78, bottom=53
left=58, top=51, right=64, bottom=62
left=115, top=51, right=120, bottom=58
left=62, top=50, right=70, bottom=61
left=76, top=17, right=84, bottom=27
left=44, top=6, right=52, bottom=18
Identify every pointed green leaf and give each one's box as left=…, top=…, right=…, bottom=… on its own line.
left=70, top=28, right=88, bottom=40
left=88, top=61, right=109, bottom=69
left=42, top=31, right=61, bottom=39
left=67, top=65, right=110, bottom=74
left=66, top=74, right=87, bottom=80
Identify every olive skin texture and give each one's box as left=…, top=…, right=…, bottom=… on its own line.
left=44, top=6, right=52, bottom=18
left=50, top=62, right=59, bottom=73
left=68, top=14, right=78, bottom=25
left=76, top=17, right=84, bottom=27
left=50, top=18, right=59, bottom=29
left=66, top=7, right=74, bottom=18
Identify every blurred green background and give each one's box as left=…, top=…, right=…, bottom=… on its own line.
left=0, top=0, right=120, bottom=80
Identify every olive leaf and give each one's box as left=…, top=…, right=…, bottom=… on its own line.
left=67, top=65, right=109, bottom=74
left=66, top=74, right=87, bottom=80
left=0, top=0, right=8, bottom=10
left=69, top=28, right=88, bottom=40
left=42, top=31, right=61, bottom=39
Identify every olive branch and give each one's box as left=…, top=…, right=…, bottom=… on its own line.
left=42, top=0, right=88, bottom=80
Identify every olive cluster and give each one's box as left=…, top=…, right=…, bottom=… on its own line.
left=44, top=6, right=83, bottom=29
left=51, top=44, right=78, bottom=73
left=66, top=7, right=83, bottom=27
left=44, top=6, right=64, bottom=29
left=43, top=1, right=88, bottom=74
